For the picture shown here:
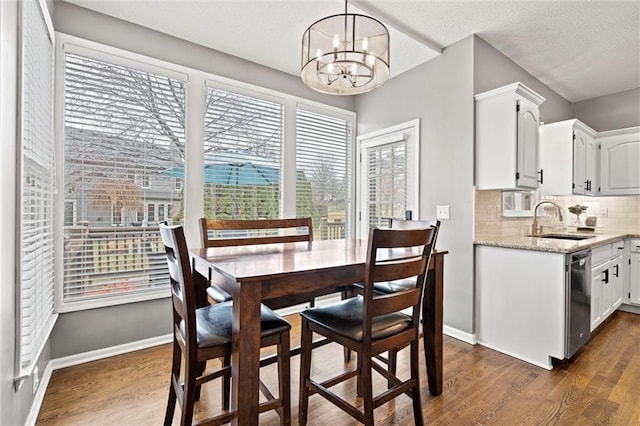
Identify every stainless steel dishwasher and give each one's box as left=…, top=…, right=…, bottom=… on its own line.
left=566, top=249, right=591, bottom=358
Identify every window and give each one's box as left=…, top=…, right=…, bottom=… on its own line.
left=16, top=0, right=56, bottom=380
left=202, top=86, right=283, bottom=220
left=56, top=35, right=355, bottom=311
left=61, top=49, right=186, bottom=309
left=296, top=106, right=352, bottom=239
left=367, top=140, right=407, bottom=228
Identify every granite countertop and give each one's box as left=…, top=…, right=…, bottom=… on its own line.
left=474, top=228, right=640, bottom=254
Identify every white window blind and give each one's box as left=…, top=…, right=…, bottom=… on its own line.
left=367, top=141, right=407, bottom=228
left=296, top=107, right=352, bottom=239
left=62, top=51, right=186, bottom=308
left=202, top=86, right=283, bottom=220
left=17, top=0, right=56, bottom=378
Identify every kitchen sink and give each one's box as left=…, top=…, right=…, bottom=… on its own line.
left=528, top=233, right=595, bottom=241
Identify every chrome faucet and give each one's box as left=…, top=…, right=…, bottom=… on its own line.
left=531, top=200, right=564, bottom=236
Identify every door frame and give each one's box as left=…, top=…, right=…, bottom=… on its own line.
left=355, top=119, right=420, bottom=238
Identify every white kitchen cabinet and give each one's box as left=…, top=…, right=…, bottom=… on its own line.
left=598, top=127, right=640, bottom=195
left=629, top=239, right=640, bottom=306
left=591, top=240, right=625, bottom=331
left=476, top=245, right=565, bottom=369
left=611, top=255, right=624, bottom=310
left=476, top=82, right=545, bottom=190
left=540, top=119, right=598, bottom=196
left=590, top=265, right=604, bottom=330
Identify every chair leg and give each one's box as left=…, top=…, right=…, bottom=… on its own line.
left=164, top=341, right=181, bottom=426
left=298, top=319, right=313, bottom=426
left=194, top=360, right=207, bottom=401
left=222, top=354, right=231, bottom=411
left=341, top=289, right=353, bottom=362
left=387, top=349, right=398, bottom=389
left=277, top=331, right=291, bottom=426
left=181, top=356, right=198, bottom=426
left=361, top=353, right=374, bottom=426
left=356, top=352, right=363, bottom=397
left=410, top=340, right=424, bottom=426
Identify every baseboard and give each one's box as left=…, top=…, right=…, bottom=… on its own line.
left=24, top=361, right=53, bottom=426
left=476, top=340, right=553, bottom=370
left=50, top=333, right=173, bottom=370
left=443, top=325, right=477, bottom=345
left=617, top=303, right=640, bottom=315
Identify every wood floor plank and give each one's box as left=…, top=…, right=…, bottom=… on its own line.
left=37, top=311, right=640, bottom=425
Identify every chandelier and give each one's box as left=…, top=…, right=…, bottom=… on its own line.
left=301, top=0, right=390, bottom=95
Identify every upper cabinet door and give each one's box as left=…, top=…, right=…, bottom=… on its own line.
left=584, top=136, right=598, bottom=194
left=599, top=127, right=640, bottom=195
left=475, top=82, right=545, bottom=190
left=516, top=98, right=541, bottom=189
left=573, top=128, right=597, bottom=195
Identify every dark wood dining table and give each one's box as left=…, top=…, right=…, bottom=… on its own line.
left=191, top=238, right=447, bottom=426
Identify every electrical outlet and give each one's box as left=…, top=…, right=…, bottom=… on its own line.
left=32, top=366, right=40, bottom=395
left=436, top=205, right=450, bottom=220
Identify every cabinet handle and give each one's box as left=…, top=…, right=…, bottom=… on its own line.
left=614, top=264, right=619, bottom=277
left=538, top=169, right=544, bottom=184
left=587, top=180, right=592, bottom=191
left=602, top=269, right=609, bottom=284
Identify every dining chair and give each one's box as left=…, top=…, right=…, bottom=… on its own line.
left=159, top=222, right=291, bottom=426
left=198, top=217, right=316, bottom=308
left=343, top=219, right=441, bottom=363
left=298, top=225, right=439, bottom=426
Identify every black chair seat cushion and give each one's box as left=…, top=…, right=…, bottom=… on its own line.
left=206, top=285, right=233, bottom=303
left=352, top=278, right=415, bottom=295
left=300, top=297, right=411, bottom=342
left=180, top=301, right=291, bottom=348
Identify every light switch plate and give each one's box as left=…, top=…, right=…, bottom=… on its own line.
left=436, top=205, right=450, bottom=220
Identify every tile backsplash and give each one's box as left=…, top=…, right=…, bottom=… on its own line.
left=475, top=190, right=640, bottom=239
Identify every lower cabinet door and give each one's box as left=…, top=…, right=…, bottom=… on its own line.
left=591, top=267, right=604, bottom=331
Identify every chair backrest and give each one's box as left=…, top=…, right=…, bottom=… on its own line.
left=199, top=217, right=313, bottom=247
left=362, top=222, right=440, bottom=340
left=159, top=222, right=197, bottom=350
left=390, top=218, right=440, bottom=249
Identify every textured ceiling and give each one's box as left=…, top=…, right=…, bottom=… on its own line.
left=62, top=0, right=640, bottom=102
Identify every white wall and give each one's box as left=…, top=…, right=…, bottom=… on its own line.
left=356, top=36, right=476, bottom=335
left=572, top=88, right=640, bottom=131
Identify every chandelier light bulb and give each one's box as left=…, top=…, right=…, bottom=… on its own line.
left=367, top=54, right=375, bottom=66
left=316, top=48, right=323, bottom=60
left=327, top=63, right=334, bottom=74
left=333, top=34, right=340, bottom=50
left=351, top=63, right=358, bottom=75
left=362, top=36, right=368, bottom=52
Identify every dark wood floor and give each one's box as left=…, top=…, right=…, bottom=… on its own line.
left=37, top=311, right=640, bottom=425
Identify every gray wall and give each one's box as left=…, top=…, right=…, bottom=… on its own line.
left=572, top=88, right=640, bottom=131
left=356, top=36, right=476, bottom=334
left=1, top=2, right=52, bottom=424
left=51, top=299, right=171, bottom=357
left=474, top=36, right=573, bottom=123
left=49, top=2, right=356, bottom=358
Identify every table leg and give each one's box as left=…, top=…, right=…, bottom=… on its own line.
left=422, top=253, right=444, bottom=396
left=231, top=281, right=262, bottom=425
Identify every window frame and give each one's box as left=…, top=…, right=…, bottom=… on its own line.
left=55, top=33, right=356, bottom=312
left=15, top=0, right=58, bottom=384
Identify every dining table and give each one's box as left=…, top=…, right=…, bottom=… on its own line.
left=191, top=238, right=447, bottom=426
